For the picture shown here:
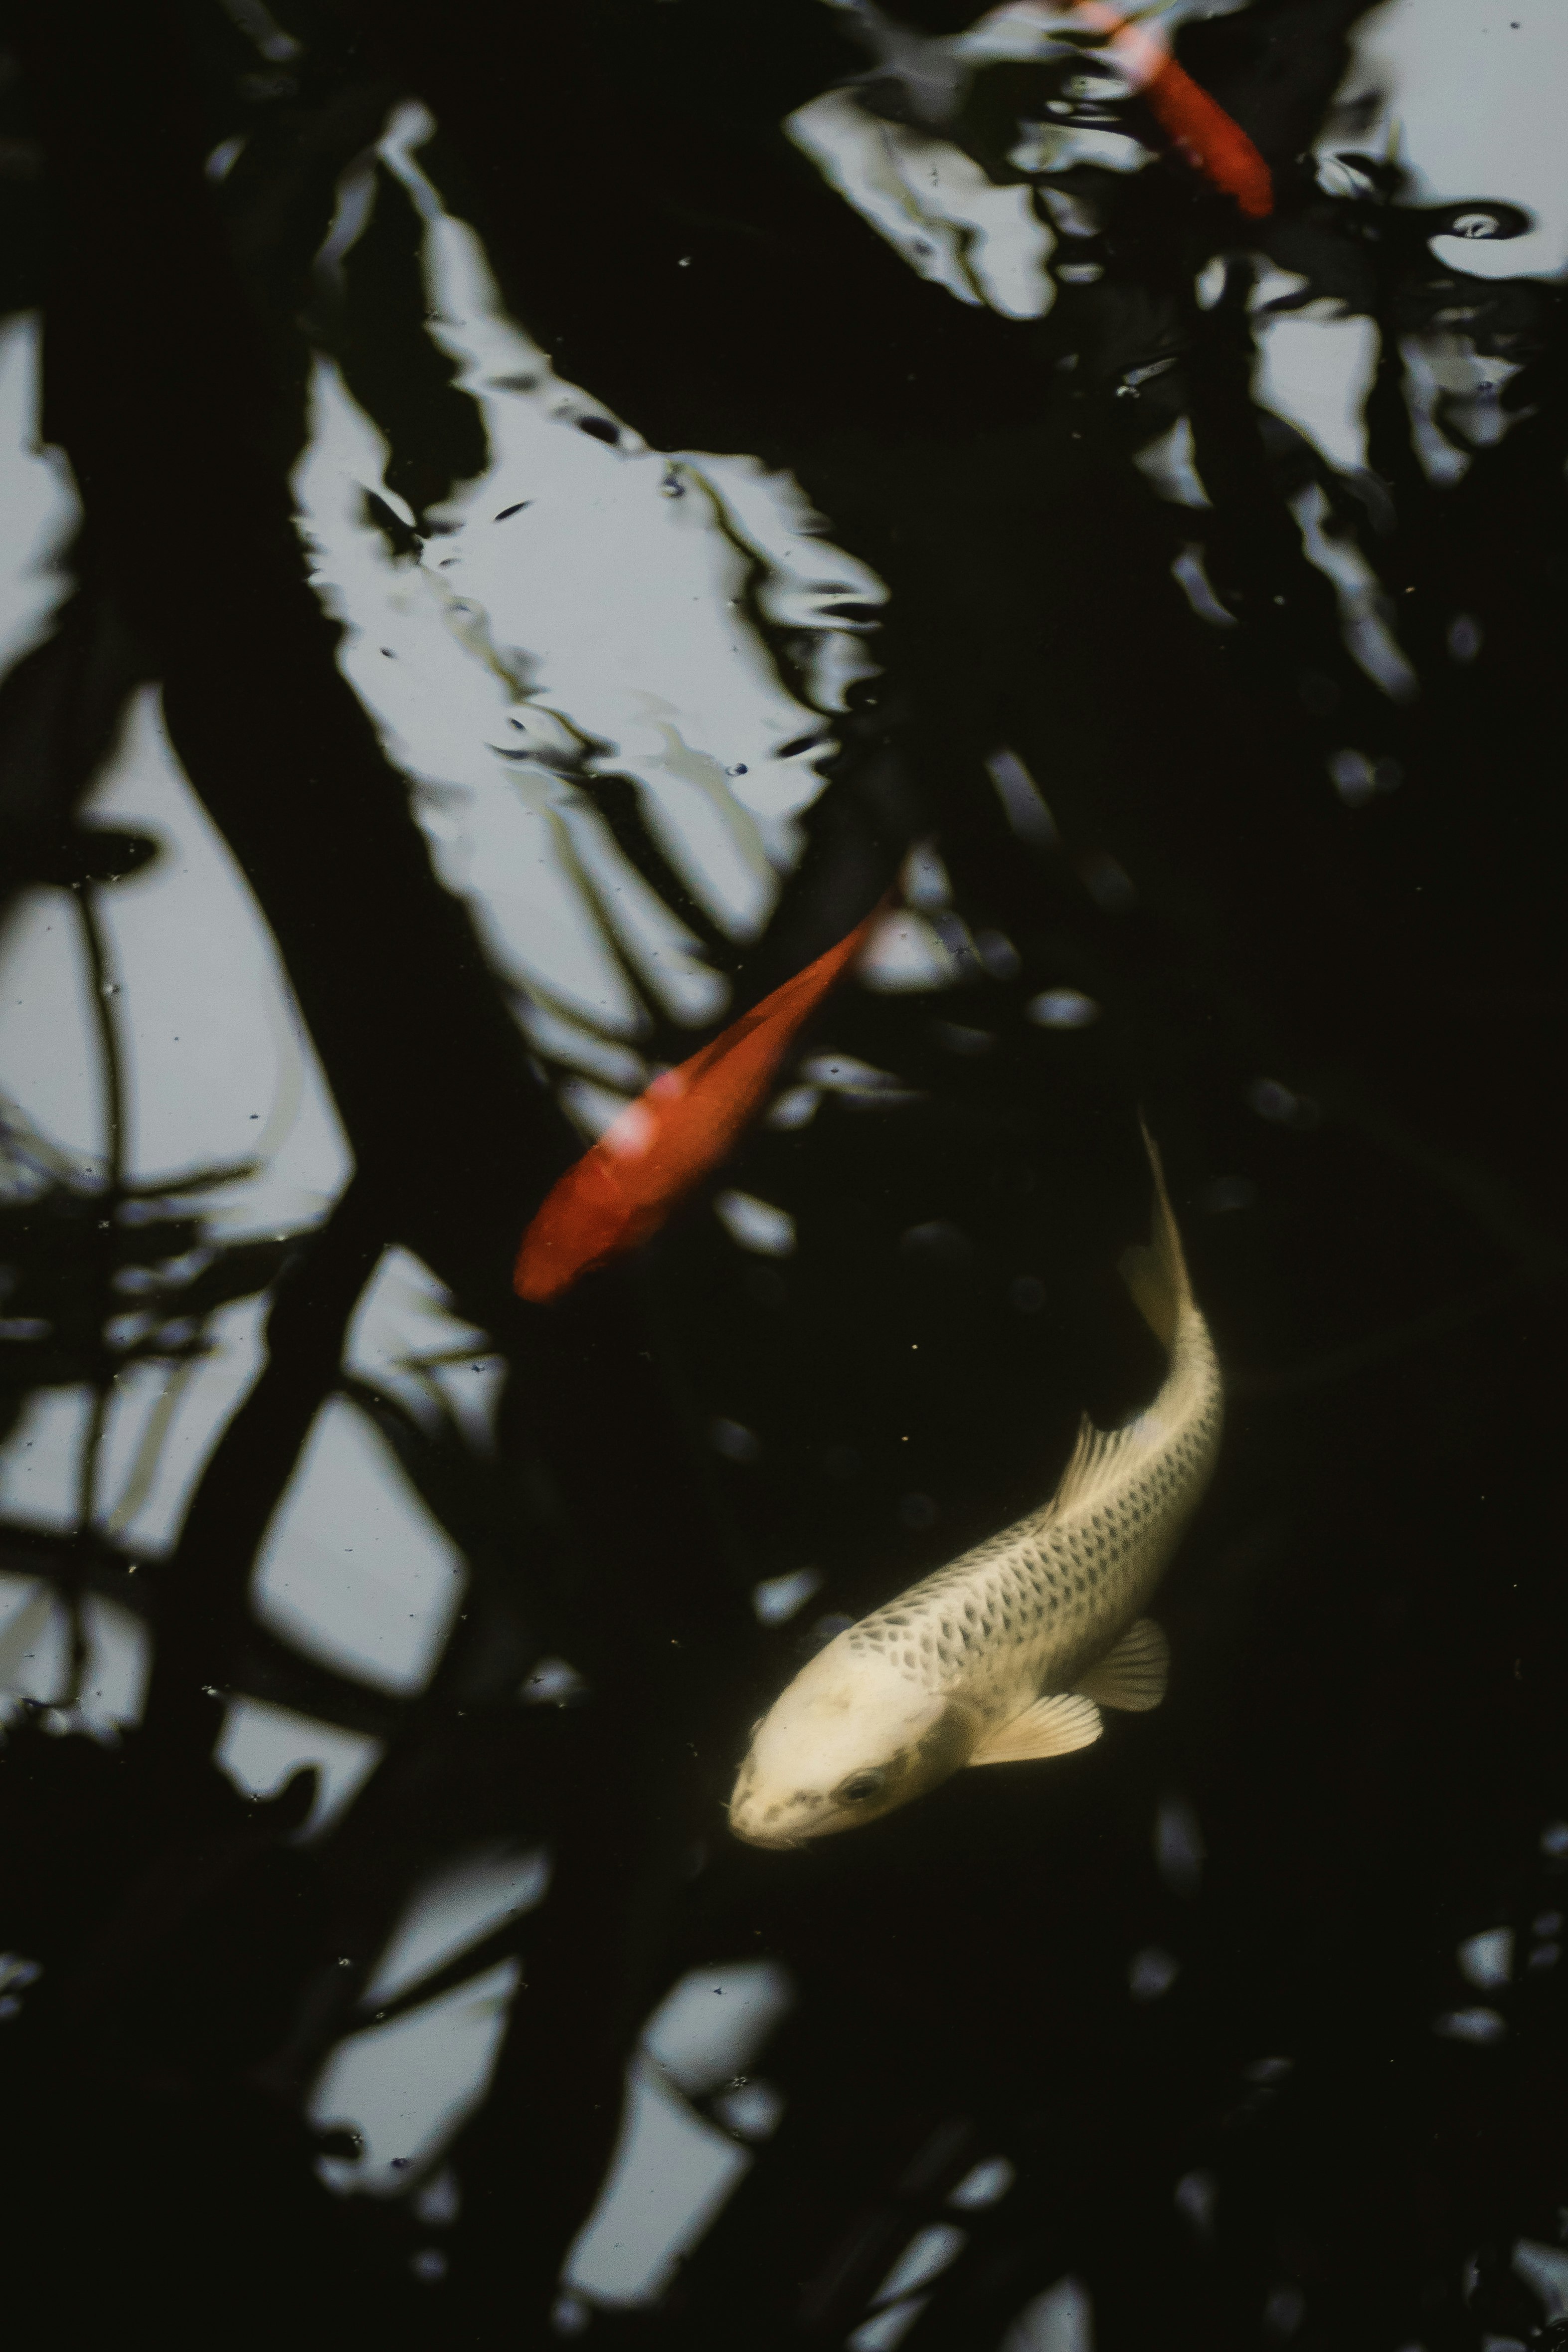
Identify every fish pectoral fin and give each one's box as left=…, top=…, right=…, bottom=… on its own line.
left=967, top=1691, right=1103, bottom=1766
left=1075, top=1616, right=1170, bottom=1712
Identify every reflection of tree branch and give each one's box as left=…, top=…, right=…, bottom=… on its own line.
left=17, top=1, right=554, bottom=1283
left=65, top=885, right=124, bottom=1696
left=98, top=1351, right=201, bottom=1543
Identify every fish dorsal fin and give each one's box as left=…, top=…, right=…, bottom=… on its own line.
left=1045, top=1410, right=1152, bottom=1523
left=1075, top=1617, right=1170, bottom=1712
left=967, top=1691, right=1103, bottom=1766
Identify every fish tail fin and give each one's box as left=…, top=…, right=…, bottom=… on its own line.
left=1118, top=1117, right=1191, bottom=1350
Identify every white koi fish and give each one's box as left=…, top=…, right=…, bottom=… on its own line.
left=728, top=1126, right=1222, bottom=1846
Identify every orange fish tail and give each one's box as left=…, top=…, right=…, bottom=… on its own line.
left=1144, top=59, right=1273, bottom=217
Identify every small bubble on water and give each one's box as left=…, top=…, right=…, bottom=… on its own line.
left=1175, top=2170, right=1216, bottom=2238
left=1078, top=852, right=1135, bottom=911
left=710, top=1417, right=762, bottom=1464
left=1263, top=2284, right=1305, bottom=2339
left=949, top=2156, right=1015, bottom=2209
left=752, top=1568, right=823, bottom=1625
left=1129, top=1947, right=1180, bottom=2001
left=1247, top=1078, right=1317, bottom=1128
left=1028, top=987, right=1098, bottom=1030
left=1432, top=2006, right=1506, bottom=2044
left=1244, top=2056, right=1293, bottom=2085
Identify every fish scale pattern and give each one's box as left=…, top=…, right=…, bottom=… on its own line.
left=848, top=1322, right=1221, bottom=1714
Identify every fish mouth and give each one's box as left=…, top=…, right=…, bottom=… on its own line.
left=727, top=1809, right=800, bottom=1851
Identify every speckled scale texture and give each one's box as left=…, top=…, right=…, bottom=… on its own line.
left=847, top=1315, right=1222, bottom=1724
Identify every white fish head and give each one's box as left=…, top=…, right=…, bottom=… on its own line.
left=727, top=1637, right=974, bottom=1846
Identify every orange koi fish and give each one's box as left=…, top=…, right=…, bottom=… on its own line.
left=1052, top=0, right=1273, bottom=218
left=515, top=902, right=886, bottom=1302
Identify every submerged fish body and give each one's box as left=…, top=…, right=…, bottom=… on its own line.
left=728, top=1127, right=1222, bottom=1846
left=514, top=903, right=884, bottom=1303
left=1059, top=1, right=1274, bottom=220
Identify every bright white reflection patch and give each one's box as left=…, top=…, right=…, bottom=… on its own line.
left=714, top=1190, right=796, bottom=1258
left=856, top=910, right=964, bottom=994
left=214, top=1696, right=383, bottom=1838
left=0, top=893, right=107, bottom=1176
left=949, top=2154, right=1016, bottom=2209
left=521, top=1656, right=588, bottom=1706
left=250, top=1398, right=467, bottom=1694
left=1457, top=1927, right=1513, bottom=1990
left=712, top=2078, right=785, bottom=2140
left=81, top=686, right=352, bottom=1236
left=751, top=1568, right=823, bottom=1627
left=1512, top=2241, right=1568, bottom=2324
left=94, top=1295, right=271, bottom=1558
left=0, top=1573, right=70, bottom=1705
left=873, top=2223, right=967, bottom=2305
left=1288, top=485, right=1416, bottom=703
left=76, top=1595, right=151, bottom=1732
left=563, top=2054, right=751, bottom=2307
left=1028, top=989, right=1099, bottom=1031
left=291, top=103, right=887, bottom=1126
left=641, top=1960, right=794, bottom=2097
left=562, top=1959, right=794, bottom=2306
left=311, top=1957, right=521, bottom=2195
left=848, top=2297, right=930, bottom=2351
left=364, top=1846, right=551, bottom=2005
left=1320, top=0, right=1568, bottom=281
left=0, top=1387, right=95, bottom=1535
left=1134, top=417, right=1211, bottom=512
left=1432, top=2006, right=1505, bottom=2045
left=1003, top=2275, right=1096, bottom=2352
left=0, top=313, right=79, bottom=683
left=345, top=1247, right=504, bottom=1450
left=1252, top=303, right=1380, bottom=479
left=786, top=91, right=1055, bottom=319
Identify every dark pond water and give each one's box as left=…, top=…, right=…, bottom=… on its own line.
left=0, top=2, right=1564, bottom=2344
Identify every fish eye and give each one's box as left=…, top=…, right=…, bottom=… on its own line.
left=839, top=1771, right=885, bottom=1804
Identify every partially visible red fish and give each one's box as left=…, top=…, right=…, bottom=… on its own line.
left=1140, top=53, right=1273, bottom=218
left=1049, top=1, right=1273, bottom=219
left=515, top=902, right=886, bottom=1302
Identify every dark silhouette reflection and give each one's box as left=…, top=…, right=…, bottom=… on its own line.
left=0, top=0, right=1564, bottom=2345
